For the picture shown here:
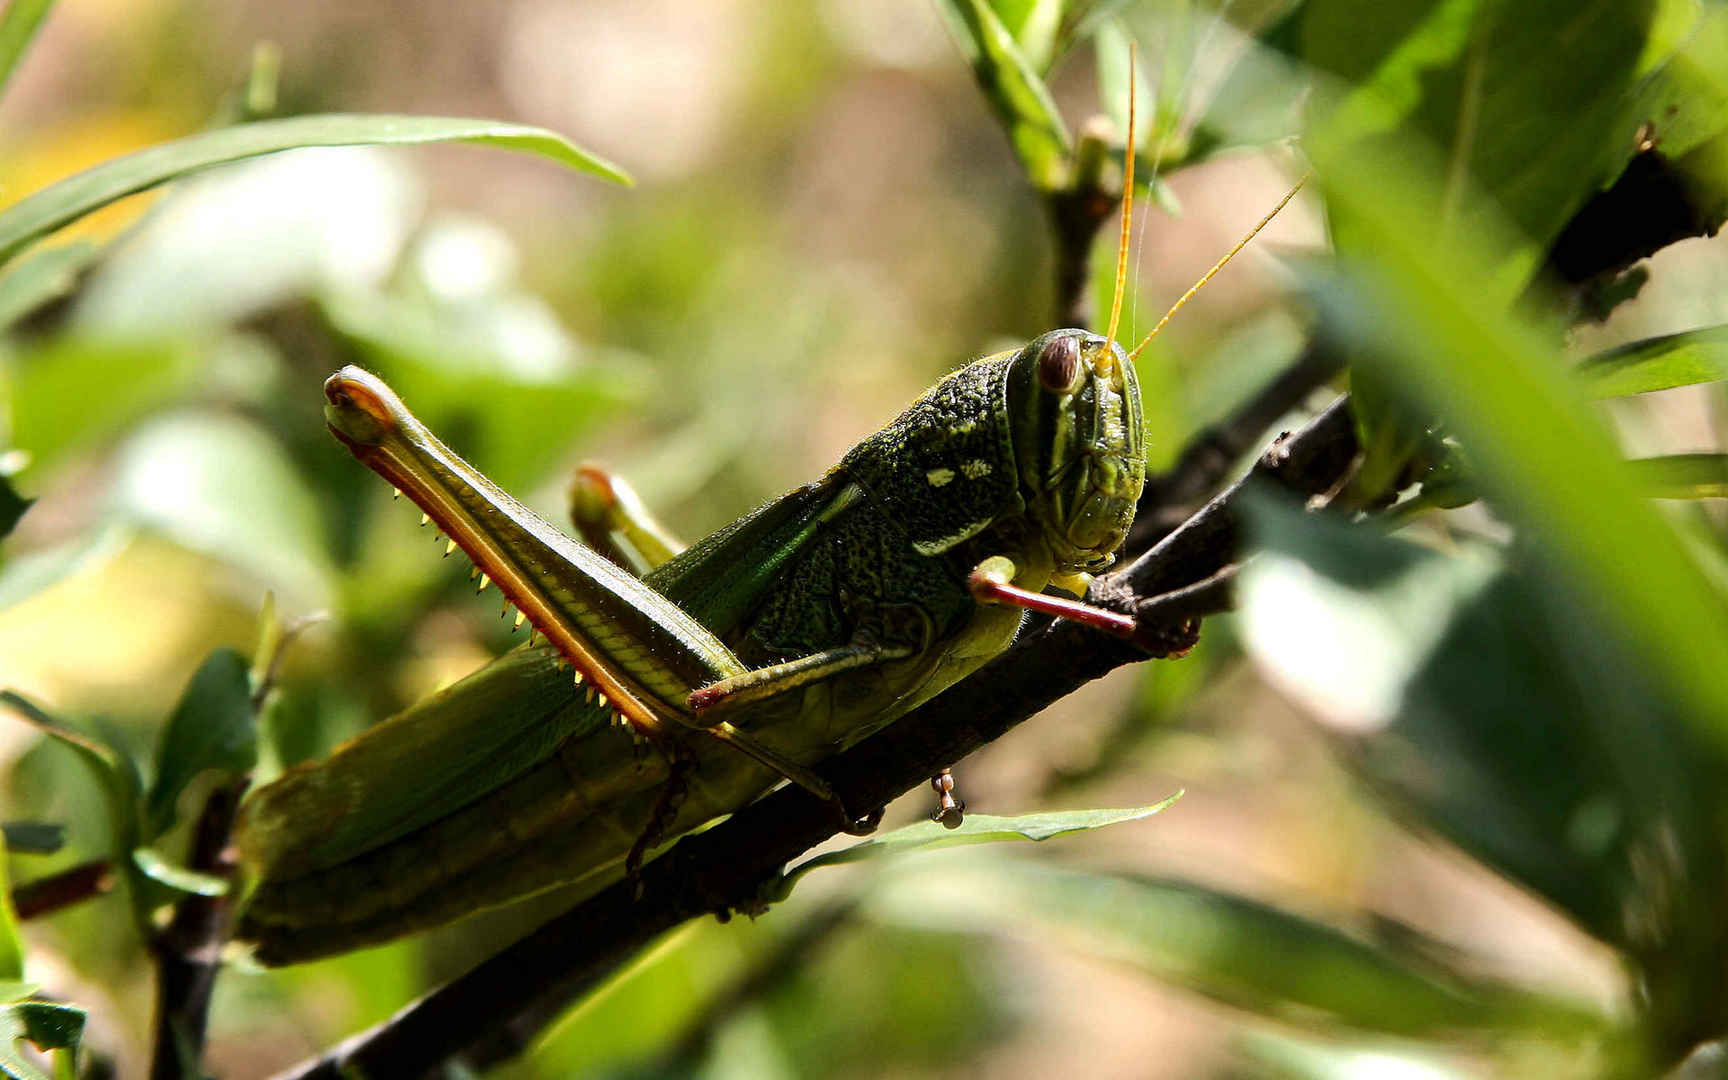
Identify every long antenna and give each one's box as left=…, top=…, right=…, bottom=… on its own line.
left=1126, top=172, right=1309, bottom=365
left=1100, top=43, right=1137, bottom=365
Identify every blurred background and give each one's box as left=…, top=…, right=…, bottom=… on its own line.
left=3, top=0, right=1727, bottom=1077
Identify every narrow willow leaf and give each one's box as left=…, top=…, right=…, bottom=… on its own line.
left=937, top=0, right=1073, bottom=190
left=1577, top=326, right=1728, bottom=397
left=772, top=798, right=1180, bottom=899
left=0, top=0, right=53, bottom=104
left=0, top=241, right=96, bottom=330
left=1627, top=454, right=1728, bottom=499
left=0, top=115, right=631, bottom=269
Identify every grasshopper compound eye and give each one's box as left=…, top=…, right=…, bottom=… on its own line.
left=1036, top=334, right=1084, bottom=394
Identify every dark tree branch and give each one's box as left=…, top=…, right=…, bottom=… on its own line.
left=1129, top=339, right=1346, bottom=552
left=1046, top=182, right=1116, bottom=329
left=268, top=393, right=1358, bottom=1080
left=148, top=780, right=246, bottom=1080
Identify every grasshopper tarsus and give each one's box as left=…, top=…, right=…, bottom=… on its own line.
left=930, top=769, right=965, bottom=829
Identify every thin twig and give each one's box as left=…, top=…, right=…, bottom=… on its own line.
left=11, top=859, right=115, bottom=920
left=268, top=394, right=1358, bottom=1080
left=1130, top=339, right=1346, bottom=552
left=147, top=780, right=245, bottom=1080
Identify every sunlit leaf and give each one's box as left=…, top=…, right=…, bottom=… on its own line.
left=1577, top=326, right=1728, bottom=397
left=0, top=242, right=96, bottom=331
left=71, top=149, right=418, bottom=334
left=1309, top=113, right=1728, bottom=750
left=109, top=413, right=336, bottom=608
left=988, top=0, right=1066, bottom=72
left=0, top=0, right=53, bottom=105
left=1238, top=493, right=1723, bottom=954
left=1627, top=453, right=1728, bottom=499
left=0, top=832, right=21, bottom=982
left=4, top=336, right=199, bottom=479
left=774, top=799, right=1181, bottom=898
left=1237, top=1030, right=1468, bottom=1080
left=937, top=0, right=1073, bottom=190
left=144, top=647, right=255, bottom=839
left=0, top=115, right=630, bottom=270
left=1303, top=0, right=1662, bottom=297
left=0, top=524, right=129, bottom=613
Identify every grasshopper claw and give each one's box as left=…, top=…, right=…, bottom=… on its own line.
left=930, top=769, right=965, bottom=829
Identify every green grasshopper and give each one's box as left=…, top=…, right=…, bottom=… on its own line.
left=235, top=325, right=1145, bottom=964
left=233, top=114, right=1294, bottom=965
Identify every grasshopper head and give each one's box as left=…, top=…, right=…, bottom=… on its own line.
left=1007, top=329, right=1144, bottom=573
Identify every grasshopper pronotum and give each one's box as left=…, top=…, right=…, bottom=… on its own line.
left=233, top=76, right=1299, bottom=966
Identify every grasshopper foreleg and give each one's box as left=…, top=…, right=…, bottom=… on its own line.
left=568, top=464, right=684, bottom=575
left=969, top=556, right=1200, bottom=657
left=968, top=555, right=1137, bottom=635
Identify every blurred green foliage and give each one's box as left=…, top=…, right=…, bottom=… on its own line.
left=1, top=0, right=1728, bottom=1078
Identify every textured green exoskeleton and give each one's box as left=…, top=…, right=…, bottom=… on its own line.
left=234, top=328, right=1144, bottom=964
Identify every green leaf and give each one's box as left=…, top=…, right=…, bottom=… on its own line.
left=0, top=831, right=22, bottom=982
left=1237, top=493, right=1724, bottom=954
left=0, top=1001, right=83, bottom=1080
left=320, top=290, right=644, bottom=492
left=0, top=114, right=631, bottom=270
left=1577, top=326, right=1728, bottom=397
left=110, top=414, right=336, bottom=608
left=938, top=0, right=1073, bottom=190
left=868, top=859, right=1598, bottom=1040
left=0, top=478, right=28, bottom=541
left=1303, top=0, right=1662, bottom=299
left=775, top=799, right=1181, bottom=898
left=0, top=691, right=142, bottom=872
left=990, top=0, right=1067, bottom=72
left=1627, top=454, right=1728, bottom=499
left=130, top=848, right=228, bottom=898
left=1309, top=109, right=1728, bottom=753
left=144, top=647, right=256, bottom=839
left=4, top=335, right=201, bottom=480
left=0, top=0, right=54, bottom=105
left=0, top=524, right=129, bottom=613
left=0, top=826, right=62, bottom=857
left=1237, top=1030, right=1469, bottom=1080
left=0, top=241, right=97, bottom=331
left=1626, top=3, right=1728, bottom=164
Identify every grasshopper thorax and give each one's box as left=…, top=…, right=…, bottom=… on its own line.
left=1006, top=329, right=1144, bottom=574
